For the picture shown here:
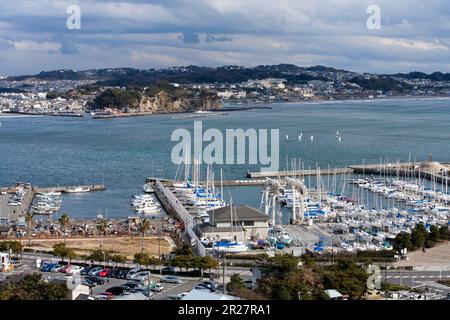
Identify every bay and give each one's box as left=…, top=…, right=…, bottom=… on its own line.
left=1, top=97, right=450, bottom=218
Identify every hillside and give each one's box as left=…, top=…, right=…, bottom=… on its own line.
left=88, top=84, right=221, bottom=113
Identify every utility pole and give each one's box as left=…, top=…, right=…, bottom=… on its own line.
left=222, top=252, right=226, bottom=295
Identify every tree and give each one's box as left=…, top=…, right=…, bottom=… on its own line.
left=439, top=226, right=449, bottom=240
left=320, top=260, right=368, bottom=299
left=0, top=241, right=23, bottom=255
left=134, top=252, right=150, bottom=268
left=111, top=254, right=127, bottom=268
left=198, top=256, right=219, bottom=276
left=96, top=218, right=108, bottom=250
left=0, top=273, right=69, bottom=300
left=88, top=249, right=111, bottom=263
left=147, top=257, right=163, bottom=270
left=138, top=219, right=151, bottom=254
left=411, top=227, right=425, bottom=249
left=227, top=273, right=245, bottom=293
left=24, top=212, right=34, bottom=246
left=393, top=232, right=412, bottom=250
left=52, top=243, right=75, bottom=263
left=58, top=213, right=71, bottom=245
left=172, top=255, right=192, bottom=272
left=429, top=225, right=440, bottom=243
left=173, top=244, right=194, bottom=256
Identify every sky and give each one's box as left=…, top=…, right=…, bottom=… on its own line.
left=0, top=0, right=449, bottom=76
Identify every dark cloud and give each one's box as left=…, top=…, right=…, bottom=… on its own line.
left=0, top=0, right=450, bottom=75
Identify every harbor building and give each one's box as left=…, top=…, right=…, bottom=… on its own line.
left=198, top=205, right=270, bottom=242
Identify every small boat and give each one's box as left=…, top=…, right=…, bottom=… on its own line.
left=65, top=186, right=90, bottom=193
left=143, top=183, right=154, bottom=193
left=213, top=240, right=248, bottom=253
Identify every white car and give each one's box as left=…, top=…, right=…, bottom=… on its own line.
left=126, top=268, right=141, bottom=280
left=68, top=265, right=83, bottom=275
left=151, top=283, right=164, bottom=292
left=133, top=271, right=151, bottom=282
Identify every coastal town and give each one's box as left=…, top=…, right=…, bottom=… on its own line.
left=1, top=65, right=450, bottom=117
left=1, top=66, right=450, bottom=302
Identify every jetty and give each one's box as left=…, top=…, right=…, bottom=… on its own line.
left=34, top=184, right=106, bottom=193
left=153, top=180, right=207, bottom=256
left=146, top=177, right=266, bottom=186
left=247, top=168, right=353, bottom=178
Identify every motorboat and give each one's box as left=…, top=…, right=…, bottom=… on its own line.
left=65, top=186, right=90, bottom=193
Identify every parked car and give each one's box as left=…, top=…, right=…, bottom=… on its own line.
left=161, top=266, right=176, bottom=274
left=98, top=268, right=112, bottom=277
left=88, top=267, right=103, bottom=276
left=41, top=263, right=57, bottom=272
left=134, top=288, right=154, bottom=298
left=196, top=283, right=216, bottom=292
left=85, top=276, right=107, bottom=285
left=82, top=278, right=97, bottom=287
left=50, top=265, right=65, bottom=272
left=126, top=268, right=141, bottom=280
left=201, top=280, right=218, bottom=290
left=69, top=265, right=83, bottom=275
left=110, top=269, right=122, bottom=278
left=122, top=282, right=141, bottom=290
left=117, top=269, right=129, bottom=279
left=160, top=276, right=182, bottom=284
left=167, top=292, right=188, bottom=300
left=150, top=283, right=164, bottom=292
left=194, top=285, right=214, bottom=292
left=133, top=271, right=151, bottom=282
left=80, top=266, right=93, bottom=275
left=94, top=292, right=114, bottom=300
left=106, top=286, right=132, bottom=296
left=60, top=265, right=73, bottom=273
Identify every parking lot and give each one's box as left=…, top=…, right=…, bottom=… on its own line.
left=38, top=268, right=203, bottom=300
left=0, top=188, right=34, bottom=222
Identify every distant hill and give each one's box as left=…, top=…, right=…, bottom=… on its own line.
left=388, top=71, right=450, bottom=81
left=4, top=64, right=337, bottom=86
left=6, top=64, right=449, bottom=90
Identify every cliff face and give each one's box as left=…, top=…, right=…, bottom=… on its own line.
left=139, top=91, right=221, bottom=113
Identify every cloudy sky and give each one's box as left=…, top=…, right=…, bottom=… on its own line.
left=0, top=0, right=449, bottom=76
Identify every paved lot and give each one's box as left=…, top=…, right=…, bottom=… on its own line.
left=395, top=242, right=450, bottom=268
left=0, top=190, right=34, bottom=222
left=37, top=268, right=200, bottom=300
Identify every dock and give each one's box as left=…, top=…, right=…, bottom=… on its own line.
left=247, top=168, right=353, bottom=178
left=34, top=184, right=106, bottom=193
left=153, top=180, right=206, bottom=256
left=146, top=177, right=267, bottom=186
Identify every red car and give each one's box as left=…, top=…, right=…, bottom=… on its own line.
left=98, top=268, right=112, bottom=277
left=59, top=265, right=72, bottom=273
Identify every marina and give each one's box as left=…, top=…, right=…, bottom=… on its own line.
left=142, top=157, right=450, bottom=258
left=0, top=184, right=106, bottom=222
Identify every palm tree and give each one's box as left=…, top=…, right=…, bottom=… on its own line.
left=96, top=218, right=108, bottom=250
left=58, top=213, right=71, bottom=244
left=138, top=219, right=151, bottom=253
left=24, top=212, right=34, bottom=246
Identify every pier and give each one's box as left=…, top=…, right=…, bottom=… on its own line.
left=146, top=177, right=267, bottom=186
left=247, top=168, right=353, bottom=178
left=153, top=180, right=206, bottom=256
left=34, top=184, right=106, bottom=193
